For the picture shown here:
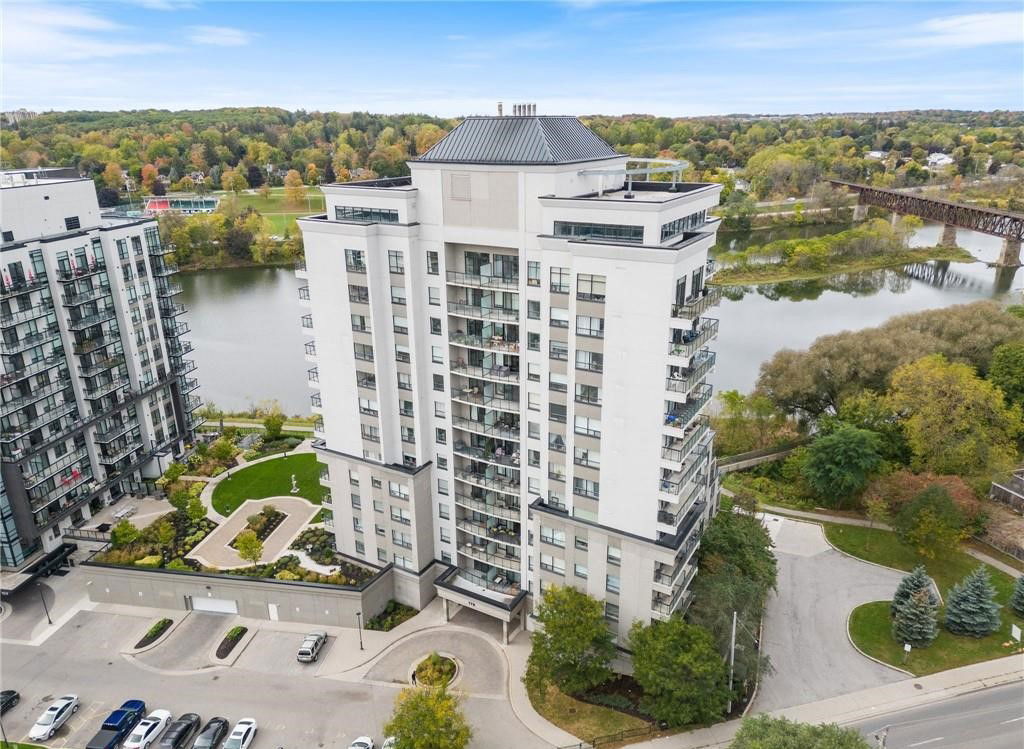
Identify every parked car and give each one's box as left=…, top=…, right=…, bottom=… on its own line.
left=125, top=710, right=172, bottom=749
left=85, top=699, right=146, bottom=749
left=381, top=738, right=396, bottom=749
left=222, top=718, right=257, bottom=749
left=349, top=738, right=375, bottom=749
left=160, top=713, right=202, bottom=748
left=28, top=695, right=80, bottom=741
left=0, top=690, right=19, bottom=715
left=296, top=630, right=327, bottom=662
left=191, top=717, right=229, bottom=749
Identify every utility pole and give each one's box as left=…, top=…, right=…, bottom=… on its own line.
left=727, top=610, right=737, bottom=713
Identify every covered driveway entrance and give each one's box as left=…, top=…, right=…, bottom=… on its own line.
left=434, top=566, right=529, bottom=644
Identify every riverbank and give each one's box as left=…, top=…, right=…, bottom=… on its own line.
left=178, top=257, right=298, bottom=274
left=711, top=245, right=976, bottom=285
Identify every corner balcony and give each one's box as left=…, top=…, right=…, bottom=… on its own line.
left=447, top=301, right=520, bottom=323
left=661, top=415, right=711, bottom=467
left=298, top=285, right=310, bottom=302
left=98, top=437, right=144, bottom=465
left=667, top=318, right=719, bottom=361
left=56, top=262, right=107, bottom=282
left=93, top=419, right=134, bottom=444
left=155, top=281, right=183, bottom=298
left=664, top=383, right=713, bottom=433
left=454, top=492, right=521, bottom=522
left=300, top=314, right=313, bottom=331
left=454, top=466, right=520, bottom=497
left=670, top=286, right=722, bottom=321
left=446, top=271, right=519, bottom=291
left=450, top=387, right=519, bottom=412
left=656, top=499, right=706, bottom=551
left=307, top=366, right=319, bottom=385
left=180, top=377, right=200, bottom=395
left=0, top=376, right=72, bottom=417
left=310, top=391, right=322, bottom=411
left=73, top=334, right=118, bottom=356
left=449, top=331, right=520, bottom=354
left=159, top=301, right=187, bottom=318
left=451, top=414, right=520, bottom=441
left=185, top=394, right=203, bottom=413
left=653, top=560, right=697, bottom=595
left=68, top=308, right=117, bottom=332
left=162, top=320, right=190, bottom=338
left=61, top=284, right=112, bottom=308
left=167, top=339, right=193, bottom=357
left=295, top=259, right=308, bottom=279
left=1, top=354, right=64, bottom=386
left=666, top=350, right=716, bottom=397
left=83, top=376, right=130, bottom=401
left=20, top=447, right=90, bottom=488
left=172, top=357, right=197, bottom=376
left=0, top=400, right=78, bottom=443
left=453, top=441, right=520, bottom=468
left=457, top=537, right=522, bottom=573
left=651, top=585, right=695, bottom=621
left=450, top=360, right=519, bottom=384
left=455, top=515, right=521, bottom=547
left=658, top=473, right=706, bottom=528
left=151, top=261, right=179, bottom=277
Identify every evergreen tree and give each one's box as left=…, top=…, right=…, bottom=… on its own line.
left=890, top=565, right=937, bottom=617
left=892, top=589, right=939, bottom=647
left=944, top=566, right=1002, bottom=637
left=1010, top=575, right=1024, bottom=617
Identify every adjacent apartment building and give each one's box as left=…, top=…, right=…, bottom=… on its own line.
left=1, top=169, right=202, bottom=589
left=297, top=111, right=722, bottom=642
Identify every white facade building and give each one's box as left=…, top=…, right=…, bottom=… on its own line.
left=297, top=113, right=722, bottom=641
left=1, top=171, right=202, bottom=586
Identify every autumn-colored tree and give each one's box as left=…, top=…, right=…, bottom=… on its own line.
left=102, top=162, right=123, bottom=189
left=888, top=354, right=1022, bottom=476
left=862, top=470, right=984, bottom=530
left=304, top=163, right=319, bottom=185
left=258, top=182, right=271, bottom=200
left=382, top=686, right=471, bottom=749
left=235, top=529, right=263, bottom=565
left=221, top=169, right=249, bottom=194
left=283, top=169, right=305, bottom=207
left=414, top=123, right=446, bottom=155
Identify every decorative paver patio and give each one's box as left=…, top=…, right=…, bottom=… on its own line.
left=187, top=496, right=319, bottom=568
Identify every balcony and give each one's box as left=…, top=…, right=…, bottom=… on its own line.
left=1, top=325, right=60, bottom=355
left=1, top=275, right=48, bottom=301
left=659, top=473, right=706, bottom=521
left=447, top=301, right=519, bottom=322
left=0, top=376, right=71, bottom=417
left=662, top=415, right=711, bottom=464
left=77, top=354, right=122, bottom=379
left=159, top=301, right=187, bottom=318
left=664, top=384, right=713, bottom=431
left=172, top=358, right=197, bottom=376
left=67, top=308, right=117, bottom=332
left=652, top=588, right=694, bottom=620
left=668, top=318, right=719, bottom=360
left=73, top=335, right=117, bottom=356
left=657, top=499, right=706, bottom=550
left=451, top=414, right=520, bottom=441
left=666, top=350, right=716, bottom=395
left=455, top=516, right=520, bottom=546
left=180, top=377, right=200, bottom=394
left=20, top=447, right=90, bottom=488
left=346, top=261, right=366, bottom=273
left=29, top=467, right=94, bottom=511
left=147, top=240, right=171, bottom=257
left=0, top=399, right=78, bottom=443
left=671, top=287, right=722, bottom=320
left=56, top=262, right=107, bottom=282
left=185, top=395, right=203, bottom=413
left=313, top=418, right=325, bottom=435
left=98, top=437, right=144, bottom=465
left=94, top=420, right=134, bottom=444
left=457, top=541, right=522, bottom=573
left=151, top=261, right=179, bottom=277
left=654, top=560, right=697, bottom=592
left=453, top=492, right=521, bottom=522
left=84, top=376, right=130, bottom=401
left=163, top=320, right=190, bottom=338
left=453, top=442, right=520, bottom=468
left=449, top=331, right=520, bottom=354
left=446, top=271, right=518, bottom=291
left=450, top=387, right=519, bottom=412
left=307, top=367, right=319, bottom=384
left=1, top=302, right=52, bottom=328
left=1, top=354, right=64, bottom=385
left=454, top=467, right=520, bottom=496
left=61, top=285, right=111, bottom=308
left=167, top=339, right=194, bottom=357
left=311, top=392, right=322, bottom=409
left=156, top=282, right=183, bottom=298
left=295, top=259, right=308, bottom=277
left=450, top=361, right=519, bottom=383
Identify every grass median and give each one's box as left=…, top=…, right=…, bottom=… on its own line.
left=212, top=452, right=323, bottom=516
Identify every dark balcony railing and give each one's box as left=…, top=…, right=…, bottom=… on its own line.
left=666, top=350, right=716, bottom=394
left=453, top=442, right=520, bottom=467
left=1, top=325, right=60, bottom=355
left=84, top=377, right=130, bottom=401
left=180, top=377, right=200, bottom=394
left=20, top=447, right=90, bottom=488
left=662, top=415, right=711, bottom=463
left=451, top=414, right=520, bottom=441
left=664, top=383, right=713, bottom=430
left=310, top=392, right=322, bottom=408
left=0, top=354, right=64, bottom=386
left=68, top=308, right=117, bottom=332
left=1, top=302, right=52, bottom=327
left=453, top=492, right=521, bottom=522
left=163, top=320, right=190, bottom=338
left=668, top=318, right=719, bottom=359
left=155, top=282, right=183, bottom=298
left=61, top=285, right=111, bottom=307
left=304, top=340, right=317, bottom=357
left=56, top=262, right=106, bottom=282
left=0, top=400, right=78, bottom=443
left=449, top=331, right=520, bottom=353
left=671, top=286, right=722, bottom=320
left=0, top=376, right=71, bottom=417
left=454, top=468, right=520, bottom=495
left=1, top=275, right=48, bottom=300
left=308, top=367, right=319, bottom=383
left=73, top=335, right=117, bottom=356
left=298, top=286, right=310, bottom=301
left=151, top=261, right=179, bottom=277
left=167, top=339, right=193, bottom=357
left=94, top=420, right=133, bottom=444
left=159, top=301, right=186, bottom=318
left=450, top=361, right=519, bottom=383
left=98, top=438, right=144, bottom=465
left=449, top=387, right=519, bottom=412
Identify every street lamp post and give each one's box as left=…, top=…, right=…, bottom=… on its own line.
left=356, top=611, right=364, bottom=650
left=37, top=582, right=52, bottom=625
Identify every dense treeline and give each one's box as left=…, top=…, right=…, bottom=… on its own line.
left=2, top=108, right=1022, bottom=200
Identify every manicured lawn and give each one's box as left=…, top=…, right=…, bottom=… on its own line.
left=212, top=453, right=323, bottom=515
left=531, top=686, right=650, bottom=744
left=218, top=187, right=325, bottom=214
left=826, top=524, right=1024, bottom=675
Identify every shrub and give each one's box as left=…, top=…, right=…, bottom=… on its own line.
left=275, top=570, right=300, bottom=580
left=166, top=558, right=190, bottom=571
left=226, top=625, right=246, bottom=640
left=146, top=618, right=172, bottom=638
left=365, top=600, right=418, bottom=631
left=892, top=486, right=967, bottom=559
left=415, top=652, right=457, bottom=686
left=134, top=555, right=163, bottom=567
left=211, top=465, right=226, bottom=476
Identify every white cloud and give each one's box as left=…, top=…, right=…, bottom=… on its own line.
left=187, top=25, right=255, bottom=46
left=904, top=12, right=1024, bottom=48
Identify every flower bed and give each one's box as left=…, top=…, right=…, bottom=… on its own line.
left=96, top=513, right=216, bottom=568
left=135, top=617, right=172, bottom=648
left=289, top=528, right=375, bottom=584
left=224, top=554, right=372, bottom=586
left=229, top=506, right=285, bottom=548
left=413, top=652, right=457, bottom=687
left=216, top=626, right=248, bottom=659
left=365, top=600, right=418, bottom=631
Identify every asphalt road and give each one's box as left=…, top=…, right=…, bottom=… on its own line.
left=853, top=683, right=1024, bottom=749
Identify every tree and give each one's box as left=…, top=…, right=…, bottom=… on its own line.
left=889, top=354, right=1022, bottom=476
left=97, top=186, right=121, bottom=207
left=246, top=164, right=264, bottom=187
left=283, top=169, right=305, bottom=207
left=155, top=518, right=176, bottom=549
left=263, top=410, right=286, bottom=441
left=720, top=189, right=757, bottom=230
left=944, top=566, right=1002, bottom=637
left=140, top=163, right=158, bottom=192
left=729, top=715, right=871, bottom=748
left=1010, top=575, right=1024, bottom=617
left=235, top=529, right=264, bottom=565
left=382, top=686, right=471, bottom=749
left=864, top=495, right=890, bottom=531
left=801, top=426, right=882, bottom=508
left=892, top=589, right=939, bottom=647
left=525, top=585, right=615, bottom=697
left=221, top=169, right=249, bottom=194
left=628, top=617, right=730, bottom=726
left=892, top=486, right=967, bottom=559
left=151, top=180, right=167, bottom=196
left=186, top=496, right=207, bottom=522
left=989, top=342, right=1024, bottom=407
left=168, top=488, right=190, bottom=514
left=891, top=565, right=938, bottom=617
left=208, top=436, right=237, bottom=462
left=712, top=390, right=795, bottom=457
left=258, top=182, right=271, bottom=200
left=323, top=161, right=336, bottom=184
left=111, top=519, right=139, bottom=547
left=102, top=162, right=123, bottom=189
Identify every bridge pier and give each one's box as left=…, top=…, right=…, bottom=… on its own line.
left=998, top=238, right=1022, bottom=267
left=891, top=212, right=902, bottom=228
left=938, top=224, right=958, bottom=248
left=852, top=203, right=868, bottom=222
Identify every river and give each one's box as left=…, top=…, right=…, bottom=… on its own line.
left=178, top=221, right=1023, bottom=415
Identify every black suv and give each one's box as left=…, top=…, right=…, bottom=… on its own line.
left=159, top=712, right=201, bottom=748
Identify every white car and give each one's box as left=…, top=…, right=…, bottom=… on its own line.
left=382, top=738, right=397, bottom=749
left=349, top=738, right=375, bottom=749
left=28, top=694, right=79, bottom=741
left=125, top=709, right=172, bottom=749
left=223, top=718, right=257, bottom=749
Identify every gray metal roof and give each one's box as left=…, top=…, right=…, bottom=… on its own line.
left=416, top=116, right=621, bottom=165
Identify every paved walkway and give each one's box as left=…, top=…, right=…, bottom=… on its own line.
left=187, top=497, right=319, bottom=568
left=753, top=514, right=906, bottom=712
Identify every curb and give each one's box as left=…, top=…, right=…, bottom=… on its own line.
left=844, top=604, right=915, bottom=677
left=123, top=612, right=190, bottom=655
left=208, top=624, right=259, bottom=667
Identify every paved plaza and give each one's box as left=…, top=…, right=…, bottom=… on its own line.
left=187, top=496, right=320, bottom=568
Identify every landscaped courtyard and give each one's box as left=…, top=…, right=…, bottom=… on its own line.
left=212, top=452, right=323, bottom=516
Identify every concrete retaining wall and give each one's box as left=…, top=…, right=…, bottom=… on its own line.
left=82, top=562, right=394, bottom=627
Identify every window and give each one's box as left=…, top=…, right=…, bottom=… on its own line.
left=438, top=503, right=450, bottom=520
left=432, top=374, right=444, bottom=392
left=528, top=332, right=540, bottom=352
left=397, top=372, right=413, bottom=390
left=574, top=446, right=600, bottom=468
left=549, top=372, right=568, bottom=393
left=392, top=530, right=412, bottom=549
left=354, top=342, right=374, bottom=361
left=393, top=554, right=414, bottom=570
left=435, top=428, right=447, bottom=444
left=400, top=425, right=415, bottom=444
left=432, top=346, right=444, bottom=364
left=441, top=551, right=452, bottom=563
left=528, top=421, right=541, bottom=440
left=540, top=553, right=565, bottom=575
left=605, top=602, right=620, bottom=622
left=527, top=300, right=541, bottom=319
left=577, top=315, right=604, bottom=338
left=388, top=481, right=409, bottom=500
left=393, top=315, right=408, bottom=334
left=349, top=284, right=369, bottom=303
left=437, top=455, right=448, bottom=470
left=345, top=249, right=366, bottom=272
left=549, top=403, right=566, bottom=423
left=373, top=499, right=384, bottom=513
left=430, top=317, right=442, bottom=335
left=426, top=251, right=439, bottom=275
left=550, top=267, right=570, bottom=293
left=399, top=400, right=414, bottom=417
left=540, top=526, right=565, bottom=547
left=434, top=401, right=446, bottom=418
left=440, top=527, right=451, bottom=543
left=550, top=307, right=569, bottom=328
left=395, top=344, right=410, bottom=363
left=528, top=363, right=541, bottom=382
left=577, top=273, right=606, bottom=302
left=361, top=424, right=380, bottom=442
left=351, top=494, right=362, bottom=509
left=528, top=449, right=540, bottom=467
left=355, top=539, right=365, bottom=555
left=1, top=230, right=13, bottom=242
left=337, top=206, right=399, bottom=223
left=575, top=383, right=600, bottom=405
left=349, top=469, right=360, bottom=486
left=528, top=392, right=540, bottom=412
left=573, top=477, right=600, bottom=499
left=607, top=545, right=621, bottom=566
left=378, top=548, right=388, bottom=562
left=391, top=285, right=407, bottom=305
left=391, top=507, right=412, bottom=525
left=528, top=477, right=540, bottom=495
left=64, top=216, right=81, bottom=231
left=528, top=261, right=541, bottom=287
left=353, top=516, right=363, bottom=533
left=388, top=250, right=404, bottom=274
left=450, top=172, right=471, bottom=200
left=606, top=574, right=620, bottom=594
left=372, top=477, right=383, bottom=488
left=356, top=371, right=377, bottom=390
left=660, top=209, right=707, bottom=242
left=575, top=536, right=589, bottom=551
left=574, top=563, right=589, bottom=579
left=554, top=221, right=643, bottom=244
left=549, top=341, right=568, bottom=361
left=351, top=314, right=370, bottom=332
left=576, top=350, right=603, bottom=372
left=575, top=415, right=601, bottom=438
left=548, top=432, right=565, bottom=452
left=437, top=478, right=449, bottom=495
left=428, top=287, right=441, bottom=306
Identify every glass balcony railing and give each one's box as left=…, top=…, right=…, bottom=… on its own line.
left=62, top=285, right=111, bottom=307
left=1, top=275, right=48, bottom=300
left=1, top=302, right=52, bottom=327
left=453, top=492, right=521, bottom=522
left=446, top=271, right=519, bottom=290
left=664, top=384, right=713, bottom=430
left=0, top=354, right=64, bottom=385
left=666, top=350, right=716, bottom=394
left=447, top=301, right=519, bottom=322
left=0, top=325, right=61, bottom=355
left=451, top=414, right=520, bottom=441
left=449, top=331, right=520, bottom=353
left=68, top=308, right=117, bottom=331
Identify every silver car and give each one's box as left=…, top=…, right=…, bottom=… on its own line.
left=28, top=694, right=79, bottom=741
left=296, top=630, right=327, bottom=662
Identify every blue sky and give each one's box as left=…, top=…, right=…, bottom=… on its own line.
left=1, top=1, right=1021, bottom=115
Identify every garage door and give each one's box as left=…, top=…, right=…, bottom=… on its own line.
left=191, top=596, right=238, bottom=614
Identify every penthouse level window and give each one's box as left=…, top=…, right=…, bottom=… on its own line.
left=336, top=206, right=399, bottom=223
left=553, top=221, right=643, bottom=244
